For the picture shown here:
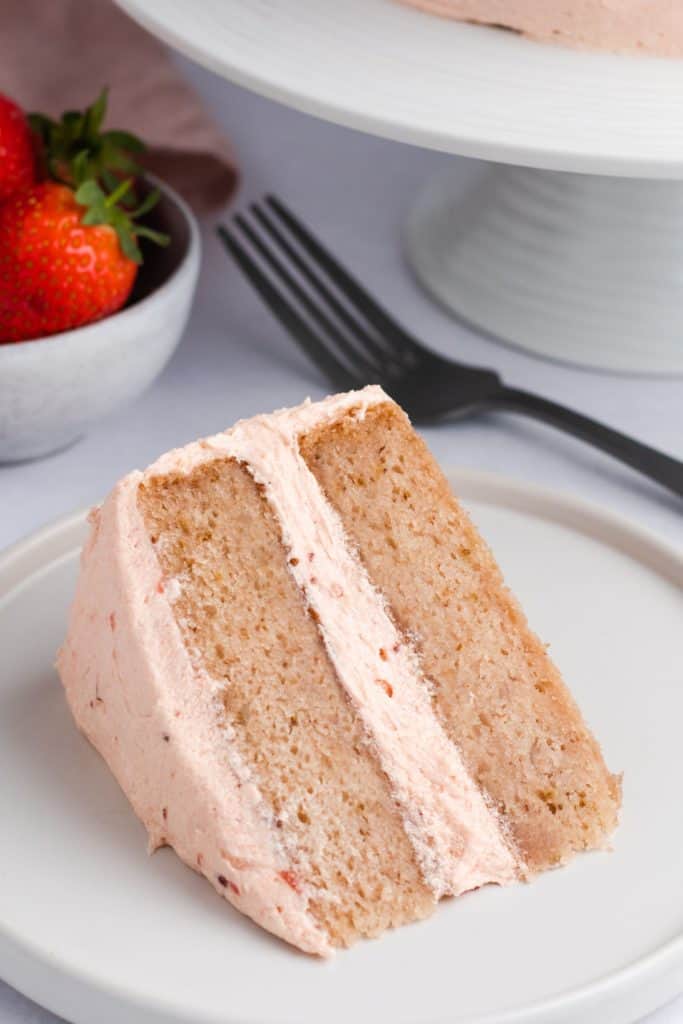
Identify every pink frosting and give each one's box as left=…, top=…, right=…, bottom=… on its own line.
left=58, top=478, right=332, bottom=955
left=399, top=0, right=683, bottom=55
left=58, top=386, right=519, bottom=955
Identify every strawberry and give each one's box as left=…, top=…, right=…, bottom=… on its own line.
left=0, top=179, right=166, bottom=343
left=0, top=90, right=168, bottom=344
left=0, top=93, right=36, bottom=202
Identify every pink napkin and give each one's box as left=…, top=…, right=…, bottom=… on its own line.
left=0, top=0, right=238, bottom=214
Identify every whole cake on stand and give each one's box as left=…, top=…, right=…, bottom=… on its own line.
left=118, top=0, right=683, bottom=375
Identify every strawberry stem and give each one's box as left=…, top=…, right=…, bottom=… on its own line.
left=105, top=177, right=134, bottom=208
left=75, top=178, right=169, bottom=265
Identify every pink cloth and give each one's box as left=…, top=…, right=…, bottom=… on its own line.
left=0, top=0, right=238, bottom=213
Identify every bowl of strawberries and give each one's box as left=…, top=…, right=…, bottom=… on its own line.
left=0, top=89, right=200, bottom=462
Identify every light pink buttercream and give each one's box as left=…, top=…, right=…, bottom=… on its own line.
left=398, top=0, right=683, bottom=56
left=58, top=481, right=331, bottom=955
left=58, top=386, right=519, bottom=955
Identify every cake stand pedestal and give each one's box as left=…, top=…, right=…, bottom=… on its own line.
left=405, top=166, right=683, bottom=374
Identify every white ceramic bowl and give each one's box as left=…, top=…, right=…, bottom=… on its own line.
left=0, top=178, right=200, bottom=462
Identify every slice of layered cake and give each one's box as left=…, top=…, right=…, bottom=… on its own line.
left=58, top=386, right=620, bottom=955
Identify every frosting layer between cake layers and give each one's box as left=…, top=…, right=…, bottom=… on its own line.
left=58, top=385, right=519, bottom=954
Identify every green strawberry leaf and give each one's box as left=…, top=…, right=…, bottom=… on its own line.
left=135, top=225, right=171, bottom=247
left=113, top=217, right=142, bottom=263
left=103, top=130, right=145, bottom=153
left=75, top=180, right=108, bottom=224
left=71, top=149, right=91, bottom=187
left=130, top=188, right=161, bottom=219
left=84, top=88, right=108, bottom=140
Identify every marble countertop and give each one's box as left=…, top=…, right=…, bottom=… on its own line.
left=1, top=55, right=681, bottom=1024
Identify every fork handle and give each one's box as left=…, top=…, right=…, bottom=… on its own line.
left=492, top=387, right=683, bottom=499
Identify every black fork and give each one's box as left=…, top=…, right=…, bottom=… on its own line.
left=218, top=196, right=683, bottom=499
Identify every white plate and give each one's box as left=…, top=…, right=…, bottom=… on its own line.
left=0, top=471, right=682, bottom=1024
left=117, top=0, right=683, bottom=177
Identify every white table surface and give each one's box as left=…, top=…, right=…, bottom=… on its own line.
left=0, top=54, right=681, bottom=1024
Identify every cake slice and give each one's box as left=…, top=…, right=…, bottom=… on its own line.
left=58, top=386, right=620, bottom=955
left=398, top=1, right=683, bottom=56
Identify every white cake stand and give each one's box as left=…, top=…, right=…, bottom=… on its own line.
left=118, top=0, right=683, bottom=375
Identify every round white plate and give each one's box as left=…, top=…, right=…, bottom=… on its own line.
left=117, top=0, right=683, bottom=177
left=1, top=472, right=682, bottom=1024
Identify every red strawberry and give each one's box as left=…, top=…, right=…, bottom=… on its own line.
left=0, top=90, right=168, bottom=344
left=0, top=181, right=156, bottom=343
left=0, top=93, right=36, bottom=202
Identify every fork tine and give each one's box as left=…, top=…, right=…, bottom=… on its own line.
left=233, top=213, right=379, bottom=384
left=250, top=202, right=401, bottom=372
left=266, top=195, right=419, bottom=358
left=216, top=225, right=357, bottom=391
